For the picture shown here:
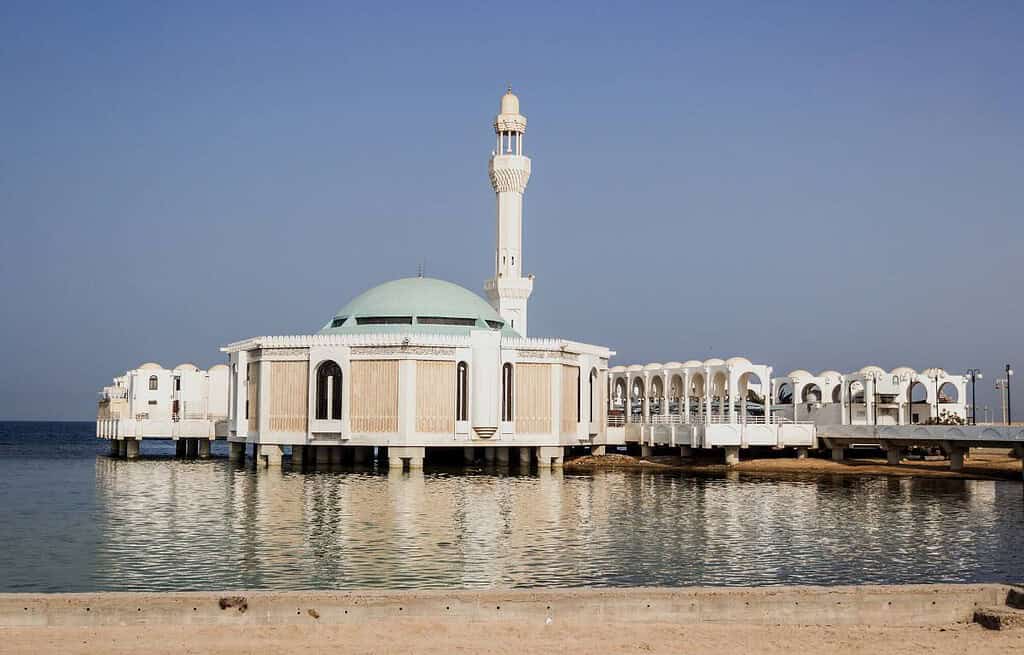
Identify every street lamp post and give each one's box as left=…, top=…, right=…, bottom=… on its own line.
left=965, top=369, right=983, bottom=426
left=1007, top=364, right=1014, bottom=425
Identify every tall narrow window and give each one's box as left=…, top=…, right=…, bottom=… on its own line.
left=315, top=360, right=343, bottom=420
left=174, top=376, right=181, bottom=391
left=456, top=361, right=469, bottom=421
left=589, top=370, right=596, bottom=422
left=148, top=375, right=158, bottom=391
left=577, top=372, right=582, bottom=422
left=502, top=363, right=514, bottom=421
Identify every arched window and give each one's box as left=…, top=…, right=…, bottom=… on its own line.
left=315, top=360, right=343, bottom=420
left=456, top=361, right=469, bottom=421
left=589, top=369, right=597, bottom=422
left=502, top=363, right=514, bottom=421
left=148, top=375, right=158, bottom=391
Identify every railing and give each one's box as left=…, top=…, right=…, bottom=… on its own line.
left=650, top=414, right=683, bottom=425
left=607, top=415, right=625, bottom=427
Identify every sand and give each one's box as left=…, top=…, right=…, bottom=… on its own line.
left=565, top=448, right=1023, bottom=481
left=2, top=619, right=1021, bottom=654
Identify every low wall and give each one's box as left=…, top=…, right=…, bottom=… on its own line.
left=0, top=584, right=1010, bottom=628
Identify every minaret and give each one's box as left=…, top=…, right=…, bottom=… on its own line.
left=484, top=87, right=533, bottom=335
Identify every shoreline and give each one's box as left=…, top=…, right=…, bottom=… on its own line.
left=2, top=585, right=1021, bottom=654
left=564, top=448, right=1024, bottom=481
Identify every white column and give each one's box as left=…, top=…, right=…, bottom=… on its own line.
left=682, top=373, right=690, bottom=424
left=727, top=372, right=736, bottom=424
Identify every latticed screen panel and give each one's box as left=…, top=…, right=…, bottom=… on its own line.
left=515, top=363, right=551, bottom=434
left=350, top=360, right=399, bottom=433
left=416, top=360, right=456, bottom=433
left=268, top=361, right=309, bottom=433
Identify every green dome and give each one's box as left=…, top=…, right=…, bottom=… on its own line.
left=319, top=277, right=518, bottom=337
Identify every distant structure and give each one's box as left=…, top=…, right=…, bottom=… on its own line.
left=96, top=363, right=229, bottom=458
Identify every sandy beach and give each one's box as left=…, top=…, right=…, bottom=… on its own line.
left=2, top=585, right=1021, bottom=654
left=4, top=619, right=1021, bottom=654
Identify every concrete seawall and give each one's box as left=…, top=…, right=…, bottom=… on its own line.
left=0, top=584, right=1012, bottom=628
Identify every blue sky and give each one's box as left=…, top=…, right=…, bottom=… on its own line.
left=1, top=1, right=1021, bottom=420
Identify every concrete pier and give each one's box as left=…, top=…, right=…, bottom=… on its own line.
left=640, top=445, right=653, bottom=458
left=175, top=439, right=187, bottom=457
left=259, top=444, right=283, bottom=467
left=679, top=445, right=693, bottom=459
left=388, top=446, right=424, bottom=471
left=463, top=447, right=475, bottom=465
left=315, top=445, right=329, bottom=466
left=949, top=447, right=965, bottom=471
left=118, top=440, right=127, bottom=458
left=352, top=446, right=368, bottom=465
left=724, top=446, right=739, bottom=466
left=536, top=446, right=564, bottom=469
left=329, top=446, right=342, bottom=466
left=197, top=439, right=211, bottom=459
left=109, top=440, right=119, bottom=457
left=125, top=439, right=140, bottom=460
left=484, top=448, right=496, bottom=464
left=229, top=442, right=245, bottom=463
left=886, top=446, right=903, bottom=466
left=495, top=447, right=510, bottom=466
left=291, top=445, right=306, bottom=469
left=519, top=446, right=532, bottom=468
left=831, top=446, right=845, bottom=462
left=185, top=439, right=198, bottom=458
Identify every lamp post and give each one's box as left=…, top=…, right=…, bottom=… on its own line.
left=1007, top=364, right=1014, bottom=425
left=965, top=369, right=982, bottom=425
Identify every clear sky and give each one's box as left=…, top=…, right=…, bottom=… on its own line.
left=1, top=1, right=1021, bottom=420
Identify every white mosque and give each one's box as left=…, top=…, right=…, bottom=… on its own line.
left=98, top=88, right=1001, bottom=469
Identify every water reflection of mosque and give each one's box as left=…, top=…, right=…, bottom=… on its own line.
left=94, top=458, right=1010, bottom=590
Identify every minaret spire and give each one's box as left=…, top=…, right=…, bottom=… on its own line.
left=484, top=87, right=533, bottom=335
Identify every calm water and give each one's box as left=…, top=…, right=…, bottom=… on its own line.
left=0, top=421, right=1021, bottom=593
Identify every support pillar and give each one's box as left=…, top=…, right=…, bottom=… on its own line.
left=495, top=447, right=510, bottom=466
left=640, top=445, right=653, bottom=459
left=126, top=439, right=140, bottom=460
left=484, top=447, right=496, bottom=464
left=831, top=446, right=845, bottom=462
left=518, top=447, right=532, bottom=468
left=388, top=447, right=425, bottom=471
left=796, top=447, right=808, bottom=460
left=352, top=446, right=368, bottom=465
left=592, top=445, right=607, bottom=456
left=198, top=439, right=211, bottom=459
left=886, top=446, right=903, bottom=466
left=949, top=447, right=965, bottom=471
left=679, top=445, right=694, bottom=459
left=259, top=444, right=283, bottom=467
left=185, top=439, right=198, bottom=458
left=118, top=439, right=128, bottom=458
left=229, top=442, right=245, bottom=463
left=330, top=446, right=343, bottom=465
left=175, top=439, right=187, bottom=458
left=724, top=446, right=739, bottom=466
left=109, top=440, right=120, bottom=457
left=292, top=445, right=306, bottom=470
left=315, top=446, right=330, bottom=466
left=536, top=446, right=564, bottom=469
left=463, top=447, right=476, bottom=465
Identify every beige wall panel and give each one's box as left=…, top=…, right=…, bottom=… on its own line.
left=416, top=360, right=456, bottom=433
left=246, top=362, right=260, bottom=433
left=268, top=360, right=309, bottom=433
left=515, top=363, right=551, bottom=434
left=350, top=360, right=399, bottom=433
left=561, top=365, right=580, bottom=435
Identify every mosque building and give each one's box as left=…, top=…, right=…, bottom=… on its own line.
left=99, top=88, right=1011, bottom=470
left=217, top=88, right=614, bottom=469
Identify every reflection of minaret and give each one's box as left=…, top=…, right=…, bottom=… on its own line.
left=484, top=87, right=533, bottom=335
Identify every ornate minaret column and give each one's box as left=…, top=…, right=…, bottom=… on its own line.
left=484, top=87, right=533, bottom=336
